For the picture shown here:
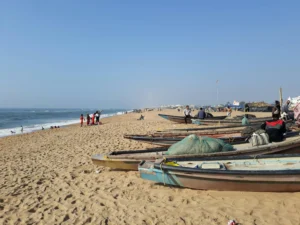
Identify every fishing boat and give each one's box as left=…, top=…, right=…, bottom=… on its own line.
left=157, top=120, right=294, bottom=133
left=139, top=154, right=300, bottom=192
left=124, top=133, right=247, bottom=146
left=191, top=119, right=265, bottom=125
left=92, top=134, right=300, bottom=171
left=156, top=124, right=261, bottom=133
left=158, top=114, right=227, bottom=124
left=124, top=131, right=299, bottom=147
left=233, top=114, right=256, bottom=119
left=125, top=129, right=245, bottom=138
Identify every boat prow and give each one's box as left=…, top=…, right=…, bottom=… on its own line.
left=92, top=153, right=142, bottom=171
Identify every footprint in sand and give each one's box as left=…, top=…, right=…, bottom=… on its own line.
left=64, top=194, right=73, bottom=201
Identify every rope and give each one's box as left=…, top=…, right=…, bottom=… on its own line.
left=228, top=137, right=234, bottom=143
left=160, top=158, right=166, bottom=186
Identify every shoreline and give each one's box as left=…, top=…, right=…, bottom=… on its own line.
left=0, top=110, right=131, bottom=138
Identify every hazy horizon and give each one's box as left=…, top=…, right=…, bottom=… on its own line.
left=1, top=1, right=299, bottom=109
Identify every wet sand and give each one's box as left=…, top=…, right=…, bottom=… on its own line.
left=1, top=110, right=300, bottom=225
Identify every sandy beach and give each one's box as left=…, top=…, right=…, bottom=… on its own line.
left=1, top=109, right=300, bottom=225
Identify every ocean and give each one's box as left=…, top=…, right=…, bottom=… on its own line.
left=0, top=108, right=131, bottom=138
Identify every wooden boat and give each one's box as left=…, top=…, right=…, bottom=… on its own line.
left=157, top=124, right=261, bottom=133
left=234, top=114, right=256, bottom=119
left=192, top=116, right=277, bottom=125
left=124, top=133, right=246, bottom=146
left=157, top=120, right=294, bottom=133
left=124, top=131, right=299, bottom=147
left=126, top=129, right=245, bottom=138
left=139, top=154, right=300, bottom=192
left=158, top=114, right=227, bottom=124
left=192, top=119, right=265, bottom=125
left=92, top=134, right=300, bottom=171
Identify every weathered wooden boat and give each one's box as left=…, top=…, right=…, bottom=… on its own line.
left=192, top=119, right=265, bottom=125
left=232, top=115, right=273, bottom=120
left=124, top=133, right=246, bottom=146
left=158, top=114, right=227, bottom=124
left=157, top=120, right=294, bottom=133
left=126, top=129, right=245, bottom=138
left=234, top=114, right=256, bottom=119
left=192, top=116, right=277, bottom=125
left=124, top=131, right=299, bottom=147
left=92, top=134, right=300, bottom=171
left=157, top=124, right=261, bottom=133
left=139, top=154, right=300, bottom=192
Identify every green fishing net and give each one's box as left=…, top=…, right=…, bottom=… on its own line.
left=165, top=134, right=234, bottom=155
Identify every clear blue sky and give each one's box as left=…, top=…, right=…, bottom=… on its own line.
left=1, top=1, right=299, bottom=108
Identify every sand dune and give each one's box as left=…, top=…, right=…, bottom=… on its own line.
left=1, top=110, right=300, bottom=225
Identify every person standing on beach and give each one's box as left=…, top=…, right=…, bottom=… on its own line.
left=282, top=100, right=290, bottom=114
left=21, top=126, right=23, bottom=133
left=183, top=105, right=192, bottom=124
left=91, top=113, right=95, bottom=125
left=282, top=99, right=293, bottom=120
left=244, top=104, right=250, bottom=112
left=244, top=103, right=250, bottom=119
left=95, top=111, right=100, bottom=125
left=272, top=100, right=281, bottom=118
left=80, top=114, right=84, bottom=127
left=227, top=107, right=232, bottom=117
left=86, top=114, right=90, bottom=125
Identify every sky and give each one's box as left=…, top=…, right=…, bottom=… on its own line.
left=0, top=1, right=299, bottom=109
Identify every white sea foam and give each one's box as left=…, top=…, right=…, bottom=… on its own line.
left=0, top=110, right=129, bottom=138
left=0, top=119, right=79, bottom=138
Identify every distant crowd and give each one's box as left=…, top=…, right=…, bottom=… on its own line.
left=80, top=110, right=102, bottom=127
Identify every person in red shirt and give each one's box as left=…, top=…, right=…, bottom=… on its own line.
left=80, top=114, right=84, bottom=127
left=261, top=114, right=286, bottom=142
left=91, top=113, right=95, bottom=125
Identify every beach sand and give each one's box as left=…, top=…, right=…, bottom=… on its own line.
left=1, top=110, right=300, bottom=225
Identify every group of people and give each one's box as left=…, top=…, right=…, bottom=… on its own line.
left=10, top=126, right=23, bottom=134
left=259, top=99, right=292, bottom=143
left=183, top=105, right=234, bottom=123
left=183, top=105, right=207, bottom=123
left=80, top=110, right=102, bottom=127
left=245, top=99, right=292, bottom=143
left=184, top=99, right=293, bottom=143
left=50, top=126, right=60, bottom=129
left=273, top=99, right=293, bottom=120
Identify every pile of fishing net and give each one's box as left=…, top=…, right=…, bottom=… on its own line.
left=165, top=134, right=234, bottom=155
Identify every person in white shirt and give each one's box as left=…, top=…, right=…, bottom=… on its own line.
left=95, top=111, right=100, bottom=125
left=183, top=105, right=192, bottom=124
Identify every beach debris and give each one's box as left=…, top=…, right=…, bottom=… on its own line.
left=227, top=220, right=237, bottom=225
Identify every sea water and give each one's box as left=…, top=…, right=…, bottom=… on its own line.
left=0, top=108, right=131, bottom=138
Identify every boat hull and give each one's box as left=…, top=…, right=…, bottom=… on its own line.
left=124, top=133, right=246, bottom=146
left=158, top=114, right=227, bottom=124
left=139, top=155, right=300, bottom=192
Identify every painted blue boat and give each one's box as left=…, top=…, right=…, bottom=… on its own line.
left=139, top=153, right=300, bottom=192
